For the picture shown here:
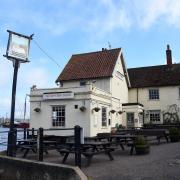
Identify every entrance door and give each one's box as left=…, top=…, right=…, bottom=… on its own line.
left=127, top=112, right=134, bottom=128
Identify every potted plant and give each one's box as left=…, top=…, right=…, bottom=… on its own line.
left=169, top=127, right=180, bottom=142
left=109, top=110, right=116, bottom=114
left=134, top=135, right=150, bottom=155
left=34, top=107, right=41, bottom=112
left=79, top=106, right=86, bottom=112
left=117, top=110, right=124, bottom=115
left=92, top=107, right=100, bottom=112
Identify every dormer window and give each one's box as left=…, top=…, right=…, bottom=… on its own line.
left=80, top=81, right=86, bottom=86
left=149, top=89, right=159, bottom=100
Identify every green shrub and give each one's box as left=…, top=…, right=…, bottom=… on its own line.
left=169, top=127, right=180, bottom=142
left=135, top=135, right=147, bottom=145
left=134, top=135, right=150, bottom=155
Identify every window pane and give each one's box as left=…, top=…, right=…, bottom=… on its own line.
left=102, top=107, right=107, bottom=127
left=149, top=89, right=159, bottom=100
left=52, top=106, right=65, bottom=127
left=149, top=110, right=160, bottom=123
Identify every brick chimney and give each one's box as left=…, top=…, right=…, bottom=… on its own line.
left=166, top=44, right=172, bottom=65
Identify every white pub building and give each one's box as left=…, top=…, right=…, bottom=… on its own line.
left=30, top=46, right=180, bottom=136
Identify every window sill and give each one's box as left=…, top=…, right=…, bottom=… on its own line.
left=50, top=127, right=66, bottom=129
left=148, top=99, right=160, bottom=101
left=101, top=127, right=108, bottom=129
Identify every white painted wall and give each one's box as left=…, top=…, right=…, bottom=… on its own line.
left=61, top=78, right=110, bottom=93
left=30, top=49, right=131, bottom=136
left=111, top=53, right=129, bottom=104
left=129, top=86, right=180, bottom=123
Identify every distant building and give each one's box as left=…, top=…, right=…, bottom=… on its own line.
left=30, top=45, right=180, bottom=136
left=128, top=45, right=180, bottom=126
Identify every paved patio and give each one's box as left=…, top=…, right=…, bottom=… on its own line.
left=16, top=141, right=180, bottom=180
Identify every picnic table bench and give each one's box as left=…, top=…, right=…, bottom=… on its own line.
left=16, top=139, right=57, bottom=158
left=117, top=129, right=169, bottom=144
left=134, top=129, right=169, bottom=144
left=58, top=141, right=114, bottom=166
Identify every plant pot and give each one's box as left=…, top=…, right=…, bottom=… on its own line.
left=135, top=145, right=150, bottom=155
left=109, top=110, right=116, bottom=114
left=93, top=107, right=100, bottom=112
left=34, top=107, right=41, bottom=112
left=79, top=106, right=86, bottom=112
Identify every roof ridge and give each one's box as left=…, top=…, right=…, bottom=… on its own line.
left=72, top=48, right=121, bottom=56
left=128, top=64, right=169, bottom=70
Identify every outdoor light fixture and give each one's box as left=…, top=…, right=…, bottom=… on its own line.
left=4, top=30, right=33, bottom=157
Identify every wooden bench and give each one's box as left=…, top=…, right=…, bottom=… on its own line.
left=59, top=147, right=114, bottom=166
left=135, top=129, right=169, bottom=144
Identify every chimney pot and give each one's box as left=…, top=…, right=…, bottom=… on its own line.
left=166, top=44, right=172, bottom=65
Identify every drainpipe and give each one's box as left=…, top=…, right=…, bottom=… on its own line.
left=136, top=88, right=139, bottom=103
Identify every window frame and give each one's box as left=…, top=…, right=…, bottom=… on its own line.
left=101, top=107, right=107, bottom=127
left=126, top=112, right=134, bottom=124
left=149, top=110, right=161, bottom=123
left=80, top=81, right=87, bottom=86
left=179, top=87, right=180, bottom=99
left=51, top=105, right=66, bottom=127
left=149, top=89, right=159, bottom=100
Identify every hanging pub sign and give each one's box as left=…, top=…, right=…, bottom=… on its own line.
left=5, top=30, right=33, bottom=62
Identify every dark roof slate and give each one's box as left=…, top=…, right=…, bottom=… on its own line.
left=128, top=64, right=180, bottom=88
left=56, top=48, right=121, bottom=82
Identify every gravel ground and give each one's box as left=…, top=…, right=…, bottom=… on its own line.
left=16, top=140, right=180, bottom=180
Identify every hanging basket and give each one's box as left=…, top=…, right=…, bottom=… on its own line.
left=79, top=106, right=86, bottom=112
left=109, top=110, right=116, bottom=114
left=92, top=107, right=100, bottom=112
left=34, top=107, right=41, bottom=112
left=117, top=111, right=124, bottom=114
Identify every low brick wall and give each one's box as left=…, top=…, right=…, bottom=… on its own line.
left=0, top=155, right=87, bottom=180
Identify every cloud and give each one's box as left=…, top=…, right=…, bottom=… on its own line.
left=132, top=0, right=180, bottom=29
left=1, top=0, right=180, bottom=38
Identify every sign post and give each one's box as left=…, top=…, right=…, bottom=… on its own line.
left=4, top=30, right=33, bottom=156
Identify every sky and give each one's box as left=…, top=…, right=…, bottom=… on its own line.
left=0, top=0, right=180, bottom=119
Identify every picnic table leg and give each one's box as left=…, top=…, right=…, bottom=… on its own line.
left=106, top=151, right=114, bottom=161
left=157, top=137, right=160, bottom=145
left=130, top=145, right=134, bottom=155
left=165, top=135, right=169, bottom=143
left=62, top=152, right=69, bottom=163
left=23, top=149, right=29, bottom=158
left=84, top=155, right=93, bottom=167
left=120, top=143, right=124, bottom=150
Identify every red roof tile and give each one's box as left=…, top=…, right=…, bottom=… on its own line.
left=56, top=48, right=121, bottom=82
left=128, top=64, right=180, bottom=88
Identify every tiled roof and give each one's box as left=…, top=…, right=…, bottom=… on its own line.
left=56, top=48, right=121, bottom=82
left=128, top=64, right=180, bottom=88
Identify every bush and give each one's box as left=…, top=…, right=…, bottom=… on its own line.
left=134, top=136, right=150, bottom=155
left=135, top=136, right=147, bottom=145
left=169, top=127, right=180, bottom=142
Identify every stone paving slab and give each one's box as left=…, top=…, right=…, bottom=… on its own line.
left=16, top=141, right=180, bottom=180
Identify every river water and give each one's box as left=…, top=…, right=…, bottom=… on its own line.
left=0, top=127, right=23, bottom=152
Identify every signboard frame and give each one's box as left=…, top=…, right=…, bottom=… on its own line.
left=5, top=30, right=33, bottom=63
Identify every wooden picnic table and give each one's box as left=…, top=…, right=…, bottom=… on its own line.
left=17, top=139, right=57, bottom=158
left=58, top=141, right=114, bottom=166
